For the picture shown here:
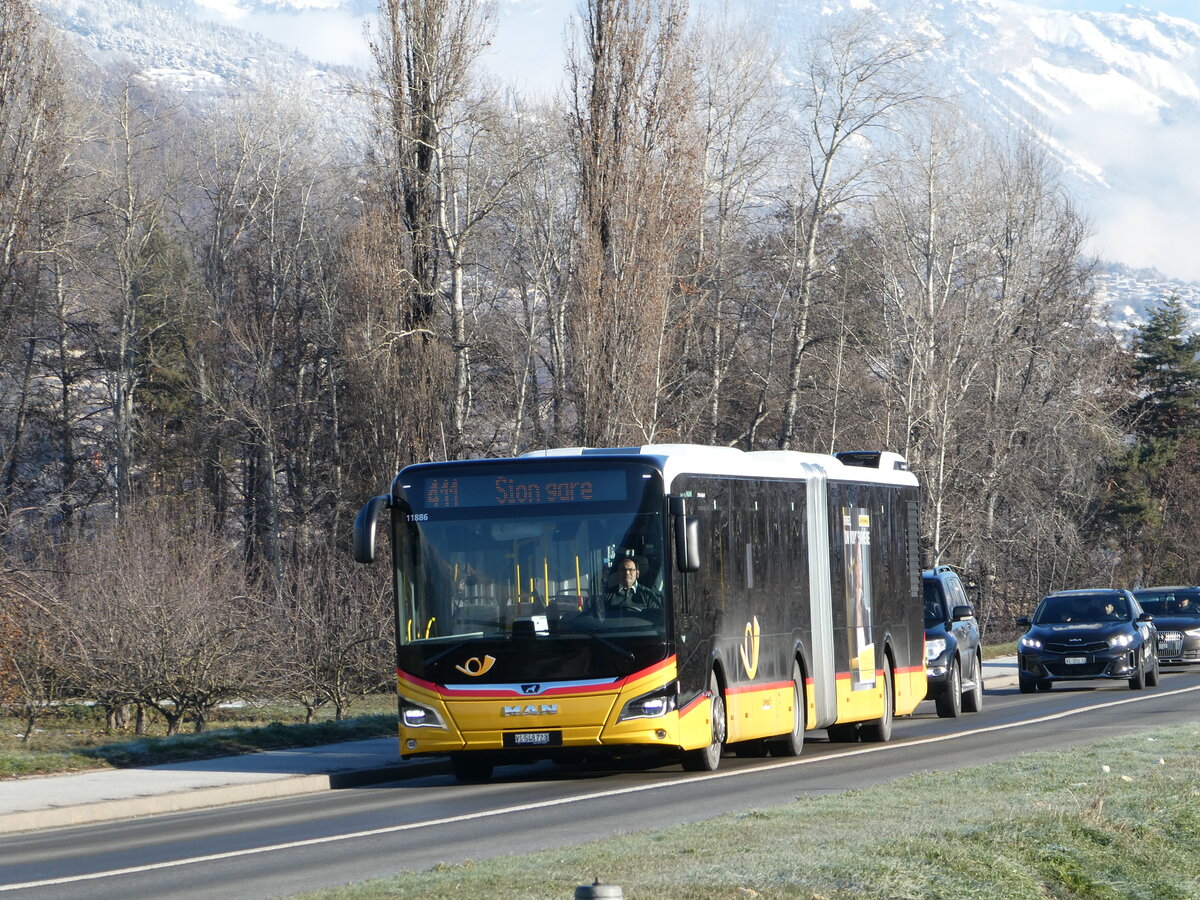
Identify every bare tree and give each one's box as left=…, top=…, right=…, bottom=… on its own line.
left=59, top=503, right=255, bottom=735
left=0, top=570, right=68, bottom=742
left=364, top=0, right=494, bottom=460
left=87, top=69, right=186, bottom=517
left=480, top=100, right=577, bottom=450
left=259, top=541, right=393, bottom=722
left=689, top=8, right=781, bottom=444
left=860, top=112, right=1120, bottom=628
left=566, top=0, right=701, bottom=446
left=769, top=11, right=929, bottom=450
left=0, top=0, right=82, bottom=526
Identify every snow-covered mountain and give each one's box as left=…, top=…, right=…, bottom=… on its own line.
left=38, top=0, right=362, bottom=100
left=854, top=0, right=1200, bottom=297
left=32, top=0, right=1200, bottom=330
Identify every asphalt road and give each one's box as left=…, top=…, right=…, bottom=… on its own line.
left=4, top=671, right=1200, bottom=900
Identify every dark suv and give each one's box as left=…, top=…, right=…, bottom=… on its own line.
left=923, top=566, right=983, bottom=717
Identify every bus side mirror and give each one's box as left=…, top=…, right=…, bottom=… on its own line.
left=354, top=495, right=392, bottom=564
left=670, top=496, right=700, bottom=573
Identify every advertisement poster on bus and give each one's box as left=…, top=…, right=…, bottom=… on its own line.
left=843, top=508, right=876, bottom=690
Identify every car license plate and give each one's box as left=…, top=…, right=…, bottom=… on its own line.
left=503, top=731, right=562, bottom=748
left=1064, top=656, right=1088, bottom=665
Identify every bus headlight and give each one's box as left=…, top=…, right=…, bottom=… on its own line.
left=618, top=685, right=678, bottom=722
left=400, top=696, right=447, bottom=729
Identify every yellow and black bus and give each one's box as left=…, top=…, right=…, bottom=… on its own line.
left=354, top=444, right=924, bottom=780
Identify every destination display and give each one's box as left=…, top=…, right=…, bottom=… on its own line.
left=415, top=470, right=628, bottom=509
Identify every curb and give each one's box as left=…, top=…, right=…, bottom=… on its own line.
left=0, top=763, right=439, bottom=836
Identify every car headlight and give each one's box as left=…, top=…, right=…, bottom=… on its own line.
left=1108, top=633, right=1135, bottom=648
left=399, top=696, right=447, bottom=729
left=1019, top=635, right=1042, bottom=650
left=618, top=684, right=678, bottom=722
left=1186, top=628, right=1200, bottom=639
left=925, top=638, right=947, bottom=661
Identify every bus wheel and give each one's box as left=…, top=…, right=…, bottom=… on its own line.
left=450, top=752, right=494, bottom=782
left=768, top=661, right=805, bottom=757
left=682, top=672, right=726, bottom=772
left=860, top=663, right=893, bottom=743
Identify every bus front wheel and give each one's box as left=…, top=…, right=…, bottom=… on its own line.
left=682, top=672, right=726, bottom=772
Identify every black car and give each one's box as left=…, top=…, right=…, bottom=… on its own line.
left=1017, top=589, right=1159, bottom=692
left=923, top=566, right=983, bottom=717
left=1131, top=586, right=1200, bottom=666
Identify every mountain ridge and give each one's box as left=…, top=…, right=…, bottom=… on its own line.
left=31, top=0, right=1200, bottom=332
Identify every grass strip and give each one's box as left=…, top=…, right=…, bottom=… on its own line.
left=289, top=723, right=1200, bottom=900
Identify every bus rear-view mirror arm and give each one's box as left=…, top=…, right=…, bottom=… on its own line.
left=670, top=496, right=700, bottom=573
left=354, top=494, right=392, bottom=564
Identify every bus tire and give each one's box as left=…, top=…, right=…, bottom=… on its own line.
left=768, top=661, right=805, bottom=757
left=450, top=752, right=494, bottom=782
left=859, top=662, right=893, bottom=743
left=682, top=671, right=725, bottom=772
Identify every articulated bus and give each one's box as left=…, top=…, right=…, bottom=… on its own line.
left=354, top=444, right=924, bottom=780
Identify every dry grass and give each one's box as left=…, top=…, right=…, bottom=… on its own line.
left=290, top=724, right=1200, bottom=900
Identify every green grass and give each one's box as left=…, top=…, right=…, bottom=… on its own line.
left=0, top=696, right=399, bottom=777
left=288, top=724, right=1200, bottom=900
left=983, top=641, right=1017, bottom=659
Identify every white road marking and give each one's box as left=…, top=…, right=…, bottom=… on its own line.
left=5, top=682, right=1200, bottom=892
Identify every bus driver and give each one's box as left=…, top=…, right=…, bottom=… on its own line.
left=600, top=557, right=660, bottom=619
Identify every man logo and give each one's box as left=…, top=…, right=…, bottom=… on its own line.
left=739, top=616, right=761, bottom=679
left=455, top=655, right=496, bottom=677
left=502, top=704, right=558, bottom=716
left=521, top=684, right=542, bottom=695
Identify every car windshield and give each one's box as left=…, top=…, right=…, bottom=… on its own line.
left=1134, top=591, right=1200, bottom=618
left=922, top=581, right=946, bottom=627
left=1034, top=593, right=1130, bottom=625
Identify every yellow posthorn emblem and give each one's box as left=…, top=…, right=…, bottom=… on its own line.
left=455, top=655, right=496, bottom=677
left=739, top=617, right=760, bottom=679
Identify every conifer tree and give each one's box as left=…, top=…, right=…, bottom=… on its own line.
left=1098, top=297, right=1200, bottom=583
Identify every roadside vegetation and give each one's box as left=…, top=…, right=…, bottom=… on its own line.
left=290, top=723, right=1200, bottom=900
left=0, top=697, right=397, bottom=778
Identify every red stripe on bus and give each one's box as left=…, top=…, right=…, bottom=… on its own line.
left=725, top=680, right=792, bottom=695
left=397, top=656, right=678, bottom=699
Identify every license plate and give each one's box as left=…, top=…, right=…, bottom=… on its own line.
left=503, top=731, right=562, bottom=748
left=1064, top=656, right=1088, bottom=665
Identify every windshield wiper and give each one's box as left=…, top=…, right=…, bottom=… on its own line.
left=583, top=629, right=636, bottom=660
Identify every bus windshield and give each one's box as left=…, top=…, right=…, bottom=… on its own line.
left=394, top=464, right=668, bottom=646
